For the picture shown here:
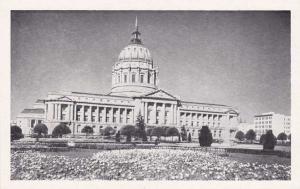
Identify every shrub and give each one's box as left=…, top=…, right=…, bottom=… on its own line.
left=263, top=130, right=277, bottom=150
left=245, top=129, right=256, bottom=143
left=277, top=132, right=287, bottom=142
left=104, top=126, right=116, bottom=136
left=151, top=127, right=164, bottom=140
left=120, top=125, right=136, bottom=142
left=33, top=123, right=48, bottom=141
left=198, top=126, right=213, bottom=147
left=81, top=126, right=94, bottom=138
left=161, top=126, right=169, bottom=139
left=188, top=133, right=192, bottom=143
left=166, top=127, right=180, bottom=141
left=11, top=126, right=24, bottom=141
left=235, top=131, right=245, bottom=141
left=52, top=123, right=71, bottom=138
left=34, top=123, right=48, bottom=136
left=259, top=134, right=266, bottom=144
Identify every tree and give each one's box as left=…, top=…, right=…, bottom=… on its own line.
left=81, top=126, right=94, bottom=138
left=136, top=112, right=147, bottom=142
left=245, top=129, right=256, bottom=144
left=103, top=126, right=116, bottom=136
left=198, top=126, right=213, bottom=147
left=166, top=127, right=180, bottom=141
left=180, top=126, right=187, bottom=141
left=161, top=126, right=169, bottom=140
left=235, top=131, right=245, bottom=141
left=115, top=131, right=121, bottom=142
left=151, top=127, right=164, bottom=141
left=33, top=123, right=48, bottom=141
left=187, top=133, right=192, bottom=143
left=259, top=134, right=266, bottom=144
left=120, top=125, right=136, bottom=142
left=11, top=126, right=24, bottom=141
left=277, top=132, right=287, bottom=142
left=263, top=130, right=277, bottom=150
left=52, top=123, right=71, bottom=138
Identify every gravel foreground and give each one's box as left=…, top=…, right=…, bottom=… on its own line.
left=11, top=149, right=291, bottom=180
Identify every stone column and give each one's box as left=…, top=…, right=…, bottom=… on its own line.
left=57, top=104, right=61, bottom=121
left=145, top=102, right=148, bottom=124
left=88, top=106, right=92, bottom=122
left=174, top=105, right=178, bottom=125
left=103, top=107, right=107, bottom=123
left=54, top=104, right=58, bottom=120
left=132, top=108, right=134, bottom=123
left=153, top=102, right=157, bottom=124
left=124, top=108, right=127, bottom=124
left=110, top=108, right=113, bottom=123
left=96, top=106, right=99, bottom=123
left=68, top=104, right=72, bottom=121
left=81, top=105, right=84, bottom=122
left=73, top=104, right=77, bottom=121
left=162, top=103, right=166, bottom=125
left=117, top=108, right=120, bottom=123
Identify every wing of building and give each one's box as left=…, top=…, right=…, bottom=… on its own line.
left=16, top=19, right=240, bottom=139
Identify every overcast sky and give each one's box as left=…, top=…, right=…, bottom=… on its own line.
left=11, top=11, right=290, bottom=122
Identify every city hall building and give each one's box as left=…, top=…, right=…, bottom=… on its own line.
left=16, top=20, right=240, bottom=140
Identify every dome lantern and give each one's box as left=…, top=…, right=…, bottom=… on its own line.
left=130, top=16, right=142, bottom=44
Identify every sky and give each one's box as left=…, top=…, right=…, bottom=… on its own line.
left=11, top=11, right=290, bottom=122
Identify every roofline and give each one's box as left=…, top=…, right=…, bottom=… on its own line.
left=181, top=100, right=231, bottom=108
left=48, top=91, right=134, bottom=99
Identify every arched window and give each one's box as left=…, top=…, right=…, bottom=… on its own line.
left=118, top=74, right=120, bottom=83
left=140, top=74, right=144, bottom=83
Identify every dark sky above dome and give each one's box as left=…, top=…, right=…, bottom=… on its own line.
left=11, top=11, right=290, bottom=122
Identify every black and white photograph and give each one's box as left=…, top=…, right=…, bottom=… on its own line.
left=9, top=10, right=292, bottom=181
left=1, top=1, right=300, bottom=188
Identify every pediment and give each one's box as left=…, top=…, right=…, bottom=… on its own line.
left=143, top=89, right=178, bottom=100
left=225, top=109, right=239, bottom=115
left=56, top=96, right=73, bottom=102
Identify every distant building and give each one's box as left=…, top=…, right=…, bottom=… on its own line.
left=16, top=18, right=240, bottom=139
left=254, top=112, right=290, bottom=139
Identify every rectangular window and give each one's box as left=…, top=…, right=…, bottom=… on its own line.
left=31, top=120, right=35, bottom=128
left=132, top=74, right=136, bottom=83
left=140, top=74, right=144, bottom=83
left=124, top=74, right=127, bottom=83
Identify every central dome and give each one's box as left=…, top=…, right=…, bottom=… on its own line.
left=110, top=18, right=158, bottom=97
left=118, top=44, right=152, bottom=62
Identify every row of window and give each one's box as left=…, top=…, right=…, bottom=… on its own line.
left=255, top=125, right=272, bottom=129
left=179, top=121, right=221, bottom=127
left=255, top=116, right=272, bottom=120
left=255, top=121, right=272, bottom=124
left=115, top=72, right=155, bottom=84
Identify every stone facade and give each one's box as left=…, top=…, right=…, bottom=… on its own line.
left=16, top=19, right=239, bottom=139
